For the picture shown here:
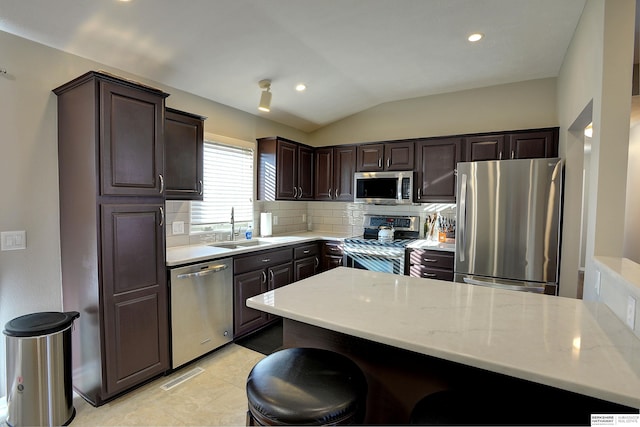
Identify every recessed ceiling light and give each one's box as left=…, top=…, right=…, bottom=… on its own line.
left=468, top=33, right=484, bottom=42
left=295, top=83, right=307, bottom=92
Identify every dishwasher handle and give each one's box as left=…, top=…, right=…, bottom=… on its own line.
left=176, top=263, right=229, bottom=279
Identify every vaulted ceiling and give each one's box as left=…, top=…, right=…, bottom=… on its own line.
left=0, top=0, right=586, bottom=132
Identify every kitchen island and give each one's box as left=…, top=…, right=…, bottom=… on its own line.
left=247, top=267, right=640, bottom=424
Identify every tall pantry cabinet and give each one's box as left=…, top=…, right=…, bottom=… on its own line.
left=54, top=71, right=169, bottom=406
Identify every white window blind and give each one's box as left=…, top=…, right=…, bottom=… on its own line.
left=191, top=141, right=254, bottom=225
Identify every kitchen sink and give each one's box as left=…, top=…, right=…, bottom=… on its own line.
left=208, top=239, right=263, bottom=249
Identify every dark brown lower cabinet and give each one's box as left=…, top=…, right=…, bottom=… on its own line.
left=294, top=242, right=320, bottom=281
left=101, top=204, right=168, bottom=396
left=321, top=241, right=344, bottom=271
left=233, top=248, right=293, bottom=338
left=406, top=249, right=454, bottom=281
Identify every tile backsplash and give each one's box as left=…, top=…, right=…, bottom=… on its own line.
left=165, top=200, right=456, bottom=248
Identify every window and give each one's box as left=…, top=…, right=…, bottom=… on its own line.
left=191, top=141, right=254, bottom=231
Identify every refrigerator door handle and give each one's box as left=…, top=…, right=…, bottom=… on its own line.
left=462, top=277, right=546, bottom=293
left=458, top=173, right=467, bottom=263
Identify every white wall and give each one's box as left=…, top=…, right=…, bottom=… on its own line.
left=557, top=0, right=635, bottom=303
left=0, top=29, right=307, bottom=398
left=309, top=78, right=558, bottom=146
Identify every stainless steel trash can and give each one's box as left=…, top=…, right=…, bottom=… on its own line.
left=4, top=311, right=80, bottom=427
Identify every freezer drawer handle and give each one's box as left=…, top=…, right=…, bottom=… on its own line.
left=462, top=277, right=545, bottom=293
left=176, top=264, right=229, bottom=279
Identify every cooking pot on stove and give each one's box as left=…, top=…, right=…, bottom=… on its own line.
left=378, top=226, right=394, bottom=242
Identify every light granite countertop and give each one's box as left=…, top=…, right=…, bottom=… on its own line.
left=166, top=232, right=353, bottom=267
left=247, top=267, right=640, bottom=409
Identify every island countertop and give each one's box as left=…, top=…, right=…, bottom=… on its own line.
left=247, top=267, right=640, bottom=409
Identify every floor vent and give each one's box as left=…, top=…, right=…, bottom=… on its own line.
left=160, top=367, right=205, bottom=391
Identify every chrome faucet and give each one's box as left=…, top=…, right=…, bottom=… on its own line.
left=230, top=207, right=235, bottom=241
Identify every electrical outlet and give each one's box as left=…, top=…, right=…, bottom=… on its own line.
left=172, top=221, right=184, bottom=235
left=626, top=296, right=636, bottom=330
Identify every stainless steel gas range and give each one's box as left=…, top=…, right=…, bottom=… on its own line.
left=343, top=214, right=420, bottom=275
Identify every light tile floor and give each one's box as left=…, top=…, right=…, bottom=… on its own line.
left=71, top=344, right=264, bottom=426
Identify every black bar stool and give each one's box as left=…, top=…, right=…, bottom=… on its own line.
left=246, top=347, right=367, bottom=425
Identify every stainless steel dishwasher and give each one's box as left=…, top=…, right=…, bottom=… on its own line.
left=169, top=258, right=233, bottom=369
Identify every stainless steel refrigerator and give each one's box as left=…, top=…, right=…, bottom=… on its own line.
left=454, top=158, right=563, bottom=294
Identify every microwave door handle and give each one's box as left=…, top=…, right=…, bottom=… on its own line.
left=459, top=173, right=467, bottom=263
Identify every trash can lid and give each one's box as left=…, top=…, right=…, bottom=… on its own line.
left=3, top=311, right=80, bottom=337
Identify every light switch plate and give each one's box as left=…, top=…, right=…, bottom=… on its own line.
left=1, top=230, right=26, bottom=251
left=626, top=296, right=636, bottom=330
left=172, top=221, right=185, bottom=235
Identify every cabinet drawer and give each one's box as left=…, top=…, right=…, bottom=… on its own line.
left=409, top=249, right=454, bottom=270
left=322, top=241, right=344, bottom=256
left=409, top=265, right=454, bottom=281
left=294, top=243, right=319, bottom=259
left=234, top=248, right=292, bottom=274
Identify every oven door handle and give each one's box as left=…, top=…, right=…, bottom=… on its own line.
left=343, top=249, right=404, bottom=259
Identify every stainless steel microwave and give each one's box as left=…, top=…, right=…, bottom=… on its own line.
left=353, top=171, right=414, bottom=205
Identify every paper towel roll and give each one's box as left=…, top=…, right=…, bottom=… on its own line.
left=260, top=212, right=273, bottom=237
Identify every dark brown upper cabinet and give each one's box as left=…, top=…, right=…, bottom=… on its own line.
left=257, top=137, right=314, bottom=201
left=415, top=137, right=463, bottom=203
left=99, top=79, right=166, bottom=197
left=53, top=71, right=169, bottom=406
left=314, top=145, right=356, bottom=201
left=356, top=141, right=414, bottom=171
left=466, top=129, right=558, bottom=161
left=165, top=108, right=205, bottom=200
left=507, top=129, right=558, bottom=159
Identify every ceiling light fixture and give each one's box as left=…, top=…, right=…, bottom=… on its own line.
left=258, top=79, right=272, bottom=112
left=468, top=33, right=484, bottom=42
left=296, top=83, right=307, bottom=92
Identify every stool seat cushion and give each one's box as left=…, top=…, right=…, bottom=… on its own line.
left=246, top=347, right=367, bottom=425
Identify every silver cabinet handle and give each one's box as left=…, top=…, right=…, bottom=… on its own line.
left=176, top=264, right=229, bottom=279
left=198, top=180, right=203, bottom=195
left=378, top=158, right=382, bottom=168
left=417, top=188, right=422, bottom=199
left=269, top=269, right=274, bottom=283
left=511, top=150, right=515, bottom=159
left=303, top=249, right=310, bottom=254
left=159, top=207, right=164, bottom=227
left=159, top=174, right=164, bottom=193
left=298, top=186, right=303, bottom=199
left=335, top=188, right=340, bottom=198
left=423, top=273, right=437, bottom=278
left=386, top=158, right=390, bottom=168
left=261, top=258, right=271, bottom=263
left=293, top=187, right=298, bottom=198
left=261, top=271, right=267, bottom=284
left=315, top=257, right=319, bottom=268
left=423, top=258, right=438, bottom=263
left=328, top=188, right=332, bottom=199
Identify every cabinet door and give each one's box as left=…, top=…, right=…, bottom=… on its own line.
left=321, top=241, right=344, bottom=272
left=385, top=141, right=414, bottom=170
left=234, top=270, right=269, bottom=337
left=357, top=144, right=384, bottom=171
left=294, top=257, right=319, bottom=281
left=415, top=138, right=463, bottom=203
left=314, top=148, right=333, bottom=200
left=100, top=80, right=165, bottom=196
left=276, top=140, right=298, bottom=200
left=465, top=134, right=505, bottom=161
left=333, top=146, right=357, bottom=201
left=165, top=109, right=204, bottom=200
left=101, top=203, right=168, bottom=395
left=269, top=262, right=293, bottom=290
left=507, top=130, right=557, bottom=159
left=297, top=145, right=314, bottom=200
